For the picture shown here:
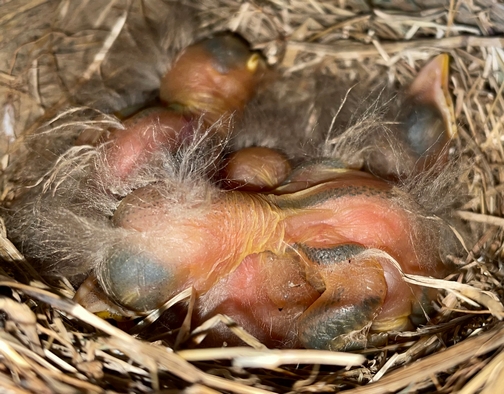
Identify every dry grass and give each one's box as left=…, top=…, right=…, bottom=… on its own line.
left=1, top=0, right=504, bottom=392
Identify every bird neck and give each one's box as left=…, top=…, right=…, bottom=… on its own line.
left=191, top=191, right=286, bottom=291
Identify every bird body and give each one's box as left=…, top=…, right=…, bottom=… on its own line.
left=90, top=166, right=445, bottom=349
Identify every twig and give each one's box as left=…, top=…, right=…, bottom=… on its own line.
left=345, top=322, right=504, bottom=393
left=287, top=36, right=504, bottom=60
left=457, top=210, right=504, bottom=227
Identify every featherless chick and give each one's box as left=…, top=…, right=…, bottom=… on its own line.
left=75, top=34, right=266, bottom=184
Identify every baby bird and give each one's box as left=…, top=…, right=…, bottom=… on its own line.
left=72, top=55, right=457, bottom=350
left=160, top=34, right=266, bottom=126
left=4, top=29, right=459, bottom=350
left=76, top=34, right=266, bottom=183
left=90, top=167, right=446, bottom=350
left=362, top=54, right=456, bottom=181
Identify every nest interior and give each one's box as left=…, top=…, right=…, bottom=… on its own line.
left=0, top=0, right=504, bottom=393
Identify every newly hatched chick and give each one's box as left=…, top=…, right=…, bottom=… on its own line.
left=362, top=54, right=456, bottom=180
left=75, top=34, right=266, bottom=184
left=100, top=167, right=447, bottom=350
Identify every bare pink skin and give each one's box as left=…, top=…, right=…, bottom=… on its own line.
left=101, top=108, right=192, bottom=181
left=196, top=171, right=444, bottom=349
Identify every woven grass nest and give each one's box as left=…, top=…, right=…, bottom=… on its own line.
left=1, top=0, right=504, bottom=392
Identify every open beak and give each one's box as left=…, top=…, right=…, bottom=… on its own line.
left=406, top=53, right=457, bottom=140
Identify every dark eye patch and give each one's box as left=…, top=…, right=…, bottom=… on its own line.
left=99, top=247, right=174, bottom=312
left=202, top=35, right=251, bottom=74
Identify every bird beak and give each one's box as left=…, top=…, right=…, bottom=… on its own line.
left=73, top=273, right=139, bottom=321
left=407, top=53, right=456, bottom=140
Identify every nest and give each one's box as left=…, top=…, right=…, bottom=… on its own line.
left=1, top=0, right=504, bottom=392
